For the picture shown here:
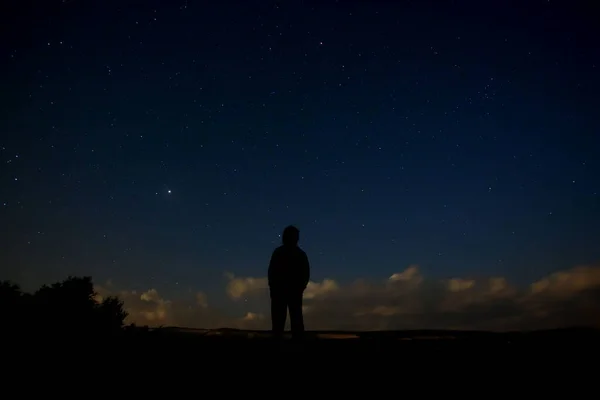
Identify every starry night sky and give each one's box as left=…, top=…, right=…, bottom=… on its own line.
left=1, top=0, right=599, bottom=330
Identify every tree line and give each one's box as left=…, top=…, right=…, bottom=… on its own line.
left=0, top=276, right=138, bottom=337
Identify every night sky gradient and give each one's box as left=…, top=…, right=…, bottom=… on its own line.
left=1, top=0, right=599, bottom=331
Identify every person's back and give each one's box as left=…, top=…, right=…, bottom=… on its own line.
left=268, top=244, right=309, bottom=292
left=268, top=225, right=310, bottom=339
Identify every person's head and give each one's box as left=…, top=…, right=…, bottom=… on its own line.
left=282, top=225, right=300, bottom=246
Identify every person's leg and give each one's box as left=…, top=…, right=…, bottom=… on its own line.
left=288, top=290, right=305, bottom=340
left=270, top=288, right=287, bottom=339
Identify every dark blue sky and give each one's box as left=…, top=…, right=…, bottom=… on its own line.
left=1, top=0, right=599, bottom=317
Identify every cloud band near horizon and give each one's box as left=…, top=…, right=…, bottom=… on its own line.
left=94, top=264, right=600, bottom=332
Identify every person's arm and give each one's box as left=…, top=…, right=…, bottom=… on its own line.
left=268, top=250, right=277, bottom=288
left=300, top=251, right=310, bottom=289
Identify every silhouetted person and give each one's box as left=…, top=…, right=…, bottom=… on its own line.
left=268, top=225, right=310, bottom=340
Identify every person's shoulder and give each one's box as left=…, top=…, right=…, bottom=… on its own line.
left=296, top=247, right=307, bottom=256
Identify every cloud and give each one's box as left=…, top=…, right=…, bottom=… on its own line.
left=96, top=264, right=600, bottom=332
left=225, top=274, right=268, bottom=300
left=94, top=284, right=235, bottom=329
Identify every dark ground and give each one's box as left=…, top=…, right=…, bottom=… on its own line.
left=10, top=326, right=596, bottom=383
left=122, top=326, right=599, bottom=353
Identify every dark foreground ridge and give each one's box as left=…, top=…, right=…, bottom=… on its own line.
left=10, top=325, right=594, bottom=382
left=158, top=325, right=600, bottom=341
left=118, top=325, right=599, bottom=353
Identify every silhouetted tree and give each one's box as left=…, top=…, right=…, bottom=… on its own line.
left=97, top=296, right=129, bottom=333
left=1, top=276, right=129, bottom=337
left=33, top=276, right=98, bottom=334
left=0, top=280, right=25, bottom=330
left=0, top=280, right=22, bottom=300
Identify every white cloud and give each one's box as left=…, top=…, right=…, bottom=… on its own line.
left=94, top=284, right=232, bottom=329
left=225, top=275, right=268, bottom=300
left=97, top=264, right=600, bottom=332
